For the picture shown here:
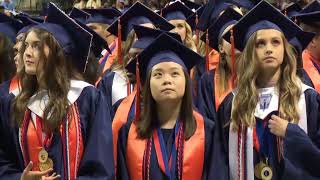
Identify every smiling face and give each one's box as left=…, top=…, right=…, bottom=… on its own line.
left=255, top=29, right=284, bottom=71
left=150, top=61, right=186, bottom=103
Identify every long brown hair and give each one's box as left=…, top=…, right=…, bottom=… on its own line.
left=137, top=70, right=196, bottom=140
left=231, top=31, right=301, bottom=130
left=12, top=28, right=76, bottom=131
left=0, top=33, right=16, bottom=83
left=217, top=38, right=232, bottom=95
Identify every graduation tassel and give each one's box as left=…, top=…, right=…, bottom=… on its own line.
left=135, top=58, right=141, bottom=122
left=230, top=28, right=236, bottom=88
left=205, top=29, right=209, bottom=72
left=284, top=9, right=287, bottom=16
left=195, top=14, right=199, bottom=47
left=117, top=19, right=123, bottom=65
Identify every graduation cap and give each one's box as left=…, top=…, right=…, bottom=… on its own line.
left=289, top=29, right=315, bottom=54
left=197, top=0, right=258, bottom=31
left=107, top=2, right=174, bottom=40
left=84, top=8, right=121, bottom=25
left=132, top=25, right=182, bottom=50
left=69, top=7, right=91, bottom=24
left=224, top=0, right=302, bottom=51
left=0, top=12, right=23, bottom=42
left=15, top=14, right=39, bottom=35
left=226, top=0, right=260, bottom=10
left=294, top=0, right=320, bottom=24
left=281, top=3, right=302, bottom=18
left=180, top=0, right=202, bottom=11
left=34, top=2, right=93, bottom=73
left=161, top=1, right=196, bottom=30
left=161, top=1, right=195, bottom=21
left=106, top=2, right=174, bottom=65
left=127, top=33, right=203, bottom=122
left=201, top=7, right=242, bottom=50
left=74, top=19, right=111, bottom=57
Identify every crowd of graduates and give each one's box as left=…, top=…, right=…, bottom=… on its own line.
left=0, top=0, right=319, bottom=179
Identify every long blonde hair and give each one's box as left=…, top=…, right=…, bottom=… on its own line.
left=231, top=31, right=302, bottom=130
left=184, top=21, right=197, bottom=52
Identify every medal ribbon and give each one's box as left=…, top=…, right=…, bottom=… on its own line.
left=35, top=116, right=53, bottom=150
left=254, top=111, right=277, bottom=165
left=153, top=121, right=181, bottom=180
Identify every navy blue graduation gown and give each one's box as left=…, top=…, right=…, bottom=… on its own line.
left=197, top=69, right=217, bottom=122
left=97, top=70, right=129, bottom=120
left=0, top=86, right=115, bottom=179
left=117, top=115, right=215, bottom=180
left=212, top=88, right=320, bottom=179
left=0, top=80, right=10, bottom=97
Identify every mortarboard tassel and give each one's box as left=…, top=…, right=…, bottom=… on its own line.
left=135, top=58, right=141, bottom=122
left=294, top=17, right=298, bottom=24
left=205, top=29, right=209, bottom=72
left=230, top=28, right=236, bottom=88
left=117, top=19, right=123, bottom=65
left=195, top=14, right=199, bottom=47
left=284, top=9, right=287, bottom=16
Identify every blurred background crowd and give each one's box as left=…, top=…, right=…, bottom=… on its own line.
left=0, top=0, right=314, bottom=16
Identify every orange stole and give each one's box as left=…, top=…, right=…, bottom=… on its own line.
left=112, top=86, right=137, bottom=168
left=95, top=40, right=118, bottom=86
left=9, top=75, right=20, bottom=93
left=126, top=111, right=205, bottom=180
left=214, top=69, right=232, bottom=111
left=26, top=105, right=83, bottom=180
left=302, top=50, right=320, bottom=92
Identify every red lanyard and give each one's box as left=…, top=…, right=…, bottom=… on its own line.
left=34, top=114, right=53, bottom=149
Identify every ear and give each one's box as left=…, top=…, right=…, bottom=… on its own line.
left=218, top=43, right=225, bottom=53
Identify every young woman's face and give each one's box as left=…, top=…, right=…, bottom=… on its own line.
left=150, top=62, right=186, bottom=103
left=255, top=29, right=284, bottom=71
left=23, top=31, right=49, bottom=75
left=14, top=33, right=24, bottom=72
left=169, top=19, right=187, bottom=42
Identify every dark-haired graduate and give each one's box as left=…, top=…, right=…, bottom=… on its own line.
left=0, top=3, right=114, bottom=180
left=212, top=1, right=320, bottom=179
left=117, top=33, right=215, bottom=180
left=197, top=7, right=242, bottom=122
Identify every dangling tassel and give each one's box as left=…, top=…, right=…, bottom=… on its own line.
left=117, top=19, right=123, bottom=65
left=134, top=58, right=141, bottom=122
left=284, top=9, right=287, bottom=16
left=205, top=29, right=209, bottom=72
left=195, top=14, right=199, bottom=47
left=160, top=9, right=163, bottom=17
left=230, top=28, right=236, bottom=88
left=127, top=82, right=131, bottom=96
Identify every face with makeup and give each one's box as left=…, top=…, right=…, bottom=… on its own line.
left=150, top=61, right=186, bottom=103
left=254, top=29, right=284, bottom=71
left=169, top=19, right=187, bottom=42
left=23, top=30, right=49, bottom=76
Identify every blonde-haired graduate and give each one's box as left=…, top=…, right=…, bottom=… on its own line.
left=212, top=1, right=320, bottom=179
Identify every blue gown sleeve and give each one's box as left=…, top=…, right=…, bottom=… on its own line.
left=0, top=94, right=23, bottom=180
left=282, top=89, right=320, bottom=178
left=76, top=87, right=115, bottom=180
left=202, top=117, right=215, bottom=180
left=0, top=80, right=10, bottom=98
left=197, top=70, right=217, bottom=122
left=207, top=93, right=233, bottom=180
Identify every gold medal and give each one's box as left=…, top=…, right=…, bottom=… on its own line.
left=39, top=158, right=53, bottom=172
left=254, top=161, right=273, bottom=180
left=38, top=148, right=48, bottom=163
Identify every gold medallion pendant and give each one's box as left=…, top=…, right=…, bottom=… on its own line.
left=38, top=148, right=48, bottom=163
left=39, top=158, right=54, bottom=172
left=254, top=161, right=273, bottom=180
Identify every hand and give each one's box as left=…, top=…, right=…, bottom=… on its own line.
left=21, top=162, right=60, bottom=180
left=268, top=115, right=289, bottom=138
left=41, top=172, right=60, bottom=180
